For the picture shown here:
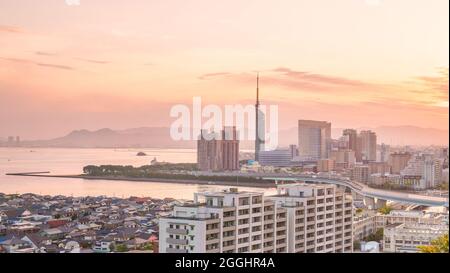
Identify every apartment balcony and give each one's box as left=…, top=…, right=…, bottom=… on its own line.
left=207, top=238, right=220, bottom=244
left=166, top=248, right=188, bottom=253
left=264, top=209, right=275, bottom=215
left=223, top=225, right=235, bottom=232
left=263, top=228, right=274, bottom=233
left=166, top=238, right=189, bottom=245
left=238, top=205, right=251, bottom=210
left=223, top=216, right=235, bottom=221
left=236, top=222, right=250, bottom=228
left=263, top=245, right=275, bottom=252
left=222, top=245, right=235, bottom=252
left=166, top=228, right=188, bottom=235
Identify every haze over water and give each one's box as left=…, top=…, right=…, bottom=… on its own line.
left=0, top=148, right=276, bottom=199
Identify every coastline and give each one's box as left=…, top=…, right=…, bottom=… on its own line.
left=6, top=173, right=277, bottom=189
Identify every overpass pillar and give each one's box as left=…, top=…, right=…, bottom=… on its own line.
left=363, top=196, right=375, bottom=209
left=375, top=198, right=387, bottom=209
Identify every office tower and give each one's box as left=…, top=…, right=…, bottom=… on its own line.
left=442, top=168, right=449, bottom=184
left=221, top=127, right=240, bottom=171
left=289, top=144, right=298, bottom=159
left=7, top=136, right=14, bottom=147
left=379, top=143, right=390, bottom=162
left=401, top=154, right=442, bottom=189
left=359, top=130, right=377, bottom=162
left=329, top=149, right=356, bottom=170
left=368, top=161, right=391, bottom=175
left=336, top=136, right=349, bottom=150
left=159, top=184, right=354, bottom=253
left=343, top=129, right=357, bottom=152
left=352, top=165, right=370, bottom=184
left=388, top=152, right=412, bottom=174
left=259, top=149, right=294, bottom=167
left=197, top=127, right=239, bottom=171
left=255, top=74, right=265, bottom=161
left=423, top=154, right=442, bottom=189
left=317, top=159, right=335, bottom=172
left=298, top=120, right=331, bottom=160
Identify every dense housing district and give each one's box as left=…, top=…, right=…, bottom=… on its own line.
left=1, top=183, right=448, bottom=253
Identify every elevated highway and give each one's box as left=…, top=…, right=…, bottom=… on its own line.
left=195, top=172, right=449, bottom=207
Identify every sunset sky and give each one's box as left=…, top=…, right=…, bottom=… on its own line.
left=0, top=0, right=448, bottom=140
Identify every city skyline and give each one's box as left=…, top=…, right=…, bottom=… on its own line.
left=0, top=0, right=448, bottom=140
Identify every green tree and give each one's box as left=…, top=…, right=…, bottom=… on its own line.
left=365, top=228, right=384, bottom=242
left=115, top=244, right=129, bottom=252
left=378, top=205, right=392, bottom=215
left=418, top=234, right=449, bottom=253
left=353, top=240, right=361, bottom=251
left=109, top=242, right=116, bottom=253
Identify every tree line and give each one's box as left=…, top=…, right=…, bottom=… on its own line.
left=82, top=164, right=272, bottom=184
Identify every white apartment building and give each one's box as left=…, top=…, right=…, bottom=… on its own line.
left=271, top=184, right=354, bottom=253
left=159, top=184, right=353, bottom=253
left=383, top=223, right=448, bottom=253
left=353, top=210, right=448, bottom=244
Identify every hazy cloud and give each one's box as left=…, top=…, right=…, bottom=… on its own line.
left=198, top=72, right=231, bottom=80
left=198, top=68, right=373, bottom=92
left=415, top=67, right=449, bottom=100
left=1, top=57, right=75, bottom=71
left=0, top=25, right=24, bottom=34
left=36, top=63, right=74, bottom=70
left=35, top=51, right=58, bottom=56
left=75, top=58, right=110, bottom=64
left=272, top=67, right=371, bottom=87
left=0, top=57, right=32, bottom=63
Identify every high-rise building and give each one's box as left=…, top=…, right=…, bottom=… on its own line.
left=317, top=159, right=335, bottom=172
left=400, top=154, right=442, bottom=189
left=197, top=127, right=239, bottom=171
left=329, top=149, right=356, bottom=170
left=255, top=74, right=265, bottom=161
left=7, top=136, right=14, bottom=147
left=298, top=120, right=331, bottom=160
left=159, top=184, right=353, bottom=253
left=259, top=149, right=294, bottom=167
left=352, top=165, right=370, bottom=184
left=423, top=154, right=442, bottom=189
left=368, top=161, right=391, bottom=175
left=343, top=129, right=357, bottom=152
left=379, top=143, right=390, bottom=162
left=359, top=130, right=377, bottom=162
left=389, top=152, right=412, bottom=174
left=289, top=144, right=298, bottom=159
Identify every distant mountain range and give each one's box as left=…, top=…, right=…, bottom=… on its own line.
left=17, top=125, right=448, bottom=148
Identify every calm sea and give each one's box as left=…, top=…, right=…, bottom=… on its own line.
left=0, top=148, right=276, bottom=199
